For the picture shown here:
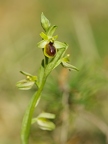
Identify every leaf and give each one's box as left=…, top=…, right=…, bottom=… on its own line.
left=53, top=59, right=62, bottom=69
left=41, top=12, right=51, bottom=32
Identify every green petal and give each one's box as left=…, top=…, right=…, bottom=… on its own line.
left=53, top=35, right=58, bottom=40
left=37, top=40, right=47, bottom=48
left=20, top=71, right=33, bottom=77
left=40, top=32, right=48, bottom=40
left=54, top=41, right=68, bottom=49
left=41, top=12, right=51, bottom=32
left=47, top=25, right=57, bottom=37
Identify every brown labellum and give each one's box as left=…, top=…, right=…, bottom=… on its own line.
left=45, top=42, right=56, bottom=57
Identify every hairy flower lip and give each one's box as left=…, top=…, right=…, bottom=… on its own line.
left=44, top=42, right=57, bottom=58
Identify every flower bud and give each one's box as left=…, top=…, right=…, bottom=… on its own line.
left=16, top=79, right=34, bottom=90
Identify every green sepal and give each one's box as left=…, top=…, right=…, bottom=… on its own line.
left=54, top=41, right=68, bottom=49
left=41, top=12, right=51, bottom=32
left=61, top=62, right=79, bottom=71
left=20, top=71, right=37, bottom=81
left=16, top=79, right=34, bottom=90
left=37, top=118, right=55, bottom=131
left=31, top=112, right=55, bottom=124
left=16, top=71, right=39, bottom=90
left=37, top=112, right=55, bottom=119
left=37, top=40, right=48, bottom=48
left=31, top=112, right=56, bottom=131
left=47, top=25, right=57, bottom=37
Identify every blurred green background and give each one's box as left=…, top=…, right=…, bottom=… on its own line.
left=0, top=0, right=108, bottom=144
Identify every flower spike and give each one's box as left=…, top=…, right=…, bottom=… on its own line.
left=17, top=13, right=78, bottom=144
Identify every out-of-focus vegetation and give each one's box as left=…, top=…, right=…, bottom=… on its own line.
left=0, top=0, right=108, bottom=144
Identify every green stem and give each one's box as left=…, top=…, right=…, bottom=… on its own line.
left=21, top=76, right=46, bottom=144
left=21, top=48, right=65, bottom=144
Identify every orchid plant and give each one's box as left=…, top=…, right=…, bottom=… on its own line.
left=16, top=13, right=78, bottom=144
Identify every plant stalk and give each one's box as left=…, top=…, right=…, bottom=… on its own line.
left=21, top=48, right=66, bottom=144
left=21, top=76, right=46, bottom=144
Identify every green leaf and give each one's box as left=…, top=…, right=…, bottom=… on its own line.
left=47, top=25, right=57, bottom=37
left=53, top=59, right=62, bottom=70
left=62, top=62, right=79, bottom=71
left=41, top=12, right=51, bottom=32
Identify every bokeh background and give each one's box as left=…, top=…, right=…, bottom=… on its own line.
left=0, top=0, right=108, bottom=144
